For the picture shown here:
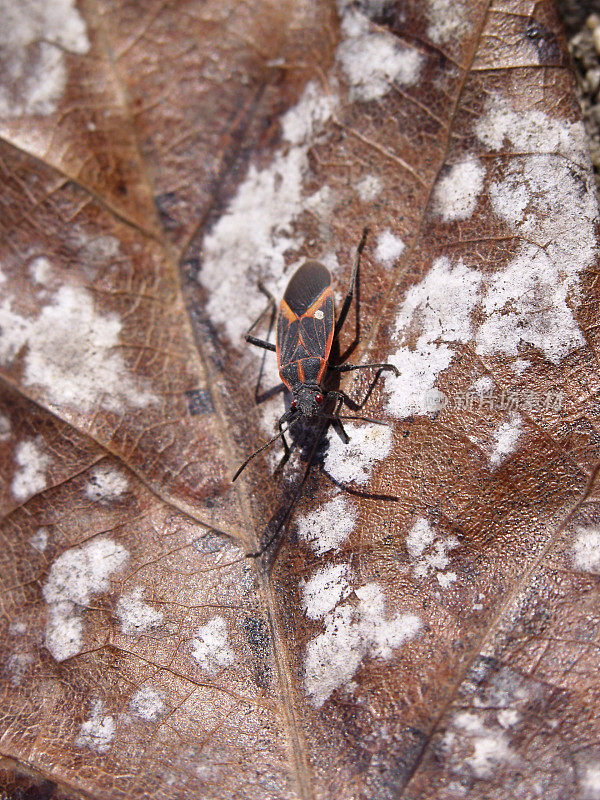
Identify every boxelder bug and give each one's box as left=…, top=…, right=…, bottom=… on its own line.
left=232, top=229, right=399, bottom=481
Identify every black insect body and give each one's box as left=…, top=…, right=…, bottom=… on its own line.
left=232, top=231, right=399, bottom=481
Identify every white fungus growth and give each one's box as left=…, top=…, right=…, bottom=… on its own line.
left=572, top=527, right=600, bottom=574
left=12, top=439, right=50, bottom=500
left=475, top=98, right=597, bottom=363
left=426, top=0, right=470, bottom=45
left=449, top=712, right=518, bottom=779
left=383, top=100, right=598, bottom=418
left=30, top=256, right=52, bottom=285
left=582, top=763, right=600, bottom=800
left=406, top=518, right=460, bottom=582
left=199, top=81, right=334, bottom=345
left=130, top=686, right=165, bottom=721
left=305, top=581, right=421, bottom=707
left=30, top=527, right=49, bottom=552
left=476, top=244, right=585, bottom=365
left=488, top=412, right=523, bottom=467
left=497, top=709, right=520, bottom=729
left=9, top=621, right=27, bottom=635
left=432, top=159, right=486, bottom=222
left=0, top=285, right=157, bottom=413
left=86, top=465, right=129, bottom=503
left=512, top=359, right=531, bottom=375
left=6, top=652, right=33, bottom=687
left=199, top=1, right=420, bottom=348
left=42, top=537, right=129, bottom=661
left=301, top=564, right=352, bottom=620
left=190, top=616, right=234, bottom=673
left=437, top=571, right=457, bottom=588
left=374, top=230, right=406, bottom=266
left=115, top=587, right=164, bottom=636
left=0, top=413, right=11, bottom=441
left=385, top=257, right=482, bottom=417
left=406, top=517, right=435, bottom=558
left=324, top=422, right=393, bottom=485
left=356, top=174, right=382, bottom=201
left=75, top=701, right=115, bottom=754
left=295, top=494, right=358, bottom=554
left=337, top=6, right=422, bottom=102
left=473, top=376, right=493, bottom=394
left=0, top=0, right=90, bottom=118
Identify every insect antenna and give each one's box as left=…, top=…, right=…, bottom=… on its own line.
left=232, top=418, right=297, bottom=482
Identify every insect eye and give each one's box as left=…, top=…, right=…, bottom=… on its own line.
left=315, top=393, right=324, bottom=404
left=291, top=399, right=297, bottom=409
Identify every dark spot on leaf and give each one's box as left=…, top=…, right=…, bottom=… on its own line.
left=243, top=616, right=272, bottom=689
left=193, top=531, right=224, bottom=553
left=185, top=388, right=214, bottom=416
left=525, top=19, right=561, bottom=64
left=154, top=191, right=180, bottom=231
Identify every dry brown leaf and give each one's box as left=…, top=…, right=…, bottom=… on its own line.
left=1, top=1, right=599, bottom=799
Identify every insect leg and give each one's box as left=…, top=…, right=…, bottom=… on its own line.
left=246, top=335, right=276, bottom=351
left=232, top=409, right=298, bottom=482
left=334, top=227, right=368, bottom=339
left=244, top=284, right=277, bottom=352
left=329, top=362, right=400, bottom=376
left=325, top=390, right=350, bottom=443
left=278, top=410, right=293, bottom=458
left=326, top=388, right=359, bottom=410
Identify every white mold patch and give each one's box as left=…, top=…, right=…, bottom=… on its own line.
left=426, top=0, right=470, bottom=45
left=86, top=464, right=129, bottom=503
left=199, top=81, right=336, bottom=346
left=30, top=256, right=52, bottom=285
left=295, top=493, right=357, bottom=554
left=475, top=98, right=597, bottom=363
left=436, top=571, right=457, bottom=588
left=385, top=257, right=482, bottom=417
left=75, top=701, right=115, bottom=754
left=324, top=422, right=393, bottom=485
left=0, top=0, right=90, bottom=118
left=6, top=652, right=33, bottom=687
left=115, top=587, right=164, bottom=636
left=375, top=230, right=406, bottom=267
left=447, top=711, right=518, bottom=779
left=356, top=174, right=382, bottom=201
left=572, top=527, right=600, bottom=574
left=301, top=563, right=352, bottom=620
left=12, top=439, right=51, bottom=500
left=432, top=158, right=486, bottom=222
left=9, top=621, right=27, bottom=635
left=190, top=616, right=234, bottom=674
left=512, top=358, right=530, bottom=375
left=0, top=413, right=11, bottom=441
left=497, top=709, right=520, bottom=728
left=42, top=537, right=129, bottom=661
left=0, top=285, right=157, bottom=413
left=582, top=763, right=600, bottom=800
left=384, top=101, right=598, bottom=414
left=473, top=376, right=493, bottom=394
left=336, top=6, right=422, bottom=102
left=130, top=686, right=164, bottom=721
left=199, top=2, right=416, bottom=349
left=406, top=518, right=460, bottom=583
left=488, top=412, right=522, bottom=468
left=305, top=581, right=421, bottom=707
left=30, top=526, right=49, bottom=552
left=476, top=244, right=585, bottom=364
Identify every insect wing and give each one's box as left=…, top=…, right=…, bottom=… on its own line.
left=282, top=261, right=331, bottom=316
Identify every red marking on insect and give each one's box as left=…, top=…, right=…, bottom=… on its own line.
left=232, top=229, right=400, bottom=482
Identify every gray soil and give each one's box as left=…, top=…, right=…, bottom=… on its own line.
left=559, top=0, right=600, bottom=189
